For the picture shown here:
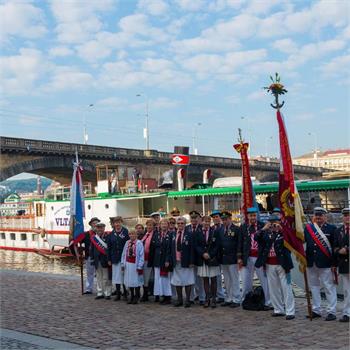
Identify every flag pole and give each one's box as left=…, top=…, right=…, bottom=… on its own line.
left=265, top=73, right=313, bottom=321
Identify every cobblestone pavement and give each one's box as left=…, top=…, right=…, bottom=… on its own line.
left=1, top=337, right=45, bottom=350
left=1, top=269, right=349, bottom=350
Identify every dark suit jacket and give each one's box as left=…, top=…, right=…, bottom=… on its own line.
left=334, top=225, right=349, bottom=274
left=168, top=229, right=195, bottom=268
left=218, top=223, right=240, bottom=265
left=193, top=225, right=219, bottom=267
left=254, top=229, right=294, bottom=273
left=106, top=227, right=129, bottom=264
left=148, top=231, right=172, bottom=270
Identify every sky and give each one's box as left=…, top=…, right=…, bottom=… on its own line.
left=0, top=0, right=349, bottom=161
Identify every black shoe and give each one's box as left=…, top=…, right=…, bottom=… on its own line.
left=162, top=297, right=171, bottom=305
left=216, top=298, right=224, bottom=304
left=211, top=299, right=217, bottom=309
left=184, top=301, right=191, bottom=308
left=132, top=298, right=138, bottom=304
left=306, top=312, right=322, bottom=319
left=111, top=291, right=117, bottom=296
left=229, top=302, right=240, bottom=308
left=154, top=296, right=160, bottom=302
left=83, top=291, right=92, bottom=295
left=263, top=305, right=274, bottom=311
left=199, top=301, right=205, bottom=306
left=203, top=299, right=210, bottom=308
left=271, top=313, right=285, bottom=317
left=105, top=296, right=111, bottom=300
left=174, top=301, right=183, bottom=307
left=339, top=315, right=349, bottom=323
left=114, top=294, right=121, bottom=301
left=286, top=315, right=295, bottom=320
left=325, top=314, right=336, bottom=321
left=95, top=295, right=104, bottom=300
left=221, top=301, right=232, bottom=307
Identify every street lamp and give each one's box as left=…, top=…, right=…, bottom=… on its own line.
left=308, top=132, right=318, bottom=160
left=136, top=93, right=149, bottom=150
left=83, top=103, right=94, bottom=145
left=192, top=122, right=202, bottom=155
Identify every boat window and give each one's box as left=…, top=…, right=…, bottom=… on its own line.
left=32, top=234, right=38, bottom=241
left=36, top=203, right=43, bottom=216
left=88, top=204, right=91, bottom=210
left=10, top=233, right=16, bottom=240
left=0, top=233, right=5, bottom=240
left=105, top=204, right=109, bottom=209
left=21, top=233, right=27, bottom=241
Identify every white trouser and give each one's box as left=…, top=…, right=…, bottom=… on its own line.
left=307, top=265, right=337, bottom=315
left=266, top=264, right=295, bottom=316
left=96, top=264, right=112, bottom=297
left=217, top=268, right=226, bottom=299
left=341, top=274, right=350, bottom=317
left=221, top=264, right=241, bottom=303
left=191, top=267, right=205, bottom=302
left=85, top=257, right=95, bottom=292
left=242, top=256, right=270, bottom=306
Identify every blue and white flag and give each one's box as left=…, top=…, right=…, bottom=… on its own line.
left=69, top=155, right=85, bottom=245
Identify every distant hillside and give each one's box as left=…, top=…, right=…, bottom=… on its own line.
left=0, top=177, right=52, bottom=200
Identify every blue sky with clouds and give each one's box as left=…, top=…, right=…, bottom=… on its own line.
left=0, top=0, right=349, bottom=159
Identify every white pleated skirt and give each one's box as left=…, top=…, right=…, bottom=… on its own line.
left=112, top=263, right=123, bottom=284
left=124, top=262, right=144, bottom=288
left=154, top=267, right=172, bottom=296
left=197, top=264, right=220, bottom=278
left=171, top=263, right=195, bottom=286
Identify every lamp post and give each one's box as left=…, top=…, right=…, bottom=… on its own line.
left=136, top=93, right=149, bottom=150
left=83, top=103, right=94, bottom=145
left=192, top=122, right=202, bottom=155
left=308, top=131, right=318, bottom=162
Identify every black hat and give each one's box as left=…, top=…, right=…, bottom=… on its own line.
left=220, top=210, right=232, bottom=219
left=268, top=215, right=281, bottom=222
left=189, top=210, right=201, bottom=218
left=88, top=217, right=100, bottom=226
left=313, top=207, right=327, bottom=215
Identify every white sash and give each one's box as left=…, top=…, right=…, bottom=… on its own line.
left=314, top=223, right=332, bottom=254
left=94, top=234, right=107, bottom=249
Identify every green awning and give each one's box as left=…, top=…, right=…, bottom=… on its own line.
left=168, top=179, right=350, bottom=198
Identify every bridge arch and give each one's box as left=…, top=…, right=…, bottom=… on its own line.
left=0, top=156, right=97, bottom=183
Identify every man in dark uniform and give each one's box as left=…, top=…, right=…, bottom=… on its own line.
left=90, top=222, right=112, bottom=299
left=106, top=217, right=129, bottom=301
left=238, top=207, right=271, bottom=309
left=255, top=215, right=295, bottom=320
left=82, top=217, right=100, bottom=294
left=334, top=208, right=350, bottom=322
left=304, top=207, right=337, bottom=320
left=218, top=211, right=241, bottom=307
left=187, top=211, right=206, bottom=305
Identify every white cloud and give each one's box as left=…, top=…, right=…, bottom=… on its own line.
left=0, top=2, right=47, bottom=43
left=137, top=0, right=169, bottom=16
left=45, top=66, right=94, bottom=91
left=318, top=54, right=350, bottom=78
left=141, top=58, right=174, bottom=72
left=18, top=115, right=43, bottom=126
left=50, top=0, right=114, bottom=44
left=0, top=48, right=49, bottom=94
left=95, top=97, right=129, bottom=110
left=49, top=46, right=74, bottom=57
left=272, top=38, right=298, bottom=54
left=151, top=97, right=180, bottom=109
left=244, top=0, right=281, bottom=15
left=175, top=0, right=206, bottom=11
left=207, top=0, right=246, bottom=12
left=76, top=40, right=112, bottom=62
left=247, top=90, right=265, bottom=101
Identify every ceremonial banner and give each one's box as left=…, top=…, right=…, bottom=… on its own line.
left=277, top=110, right=306, bottom=271
left=234, top=141, right=257, bottom=222
left=69, top=156, right=85, bottom=245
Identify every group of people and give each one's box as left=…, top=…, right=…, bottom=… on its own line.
left=80, top=206, right=349, bottom=323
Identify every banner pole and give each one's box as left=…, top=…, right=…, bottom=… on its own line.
left=303, top=270, right=313, bottom=321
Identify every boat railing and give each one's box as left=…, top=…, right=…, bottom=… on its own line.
left=0, top=215, right=35, bottom=230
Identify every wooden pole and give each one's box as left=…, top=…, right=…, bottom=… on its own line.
left=80, top=255, right=84, bottom=295
left=303, top=270, right=313, bottom=321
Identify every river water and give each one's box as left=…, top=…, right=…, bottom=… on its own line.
left=0, top=250, right=80, bottom=276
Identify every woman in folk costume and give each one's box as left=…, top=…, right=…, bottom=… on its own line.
left=135, top=223, right=145, bottom=240
left=194, top=215, right=220, bottom=308
left=106, top=216, right=129, bottom=301
left=168, top=216, right=195, bottom=307
left=121, top=229, right=144, bottom=304
left=149, top=218, right=173, bottom=304
left=140, top=219, right=156, bottom=302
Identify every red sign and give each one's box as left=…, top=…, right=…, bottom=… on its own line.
left=172, top=154, right=190, bottom=165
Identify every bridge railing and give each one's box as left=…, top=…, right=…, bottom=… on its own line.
left=0, top=136, right=323, bottom=174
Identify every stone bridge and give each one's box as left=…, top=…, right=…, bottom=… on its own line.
left=0, top=136, right=324, bottom=185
